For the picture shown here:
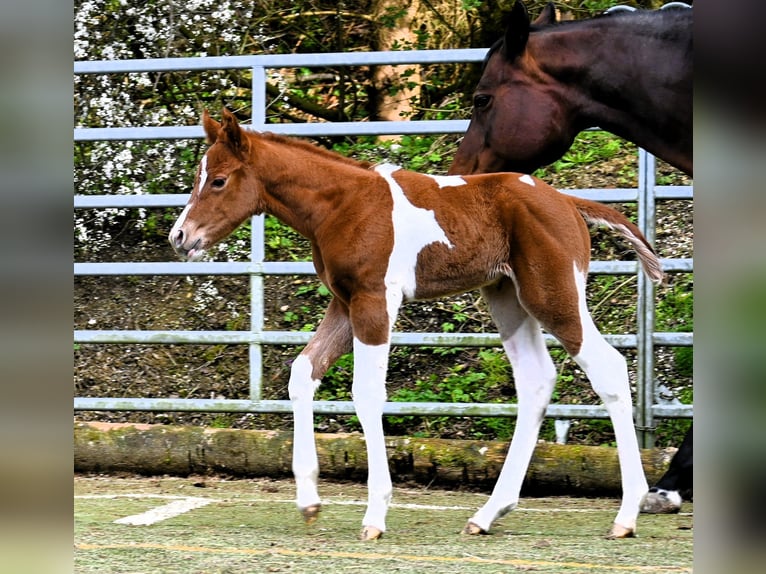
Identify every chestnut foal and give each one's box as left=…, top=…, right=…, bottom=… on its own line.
left=170, top=109, right=663, bottom=540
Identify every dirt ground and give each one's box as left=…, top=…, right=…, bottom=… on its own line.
left=74, top=473, right=693, bottom=573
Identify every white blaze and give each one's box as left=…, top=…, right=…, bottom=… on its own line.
left=169, top=154, right=207, bottom=241
left=198, top=154, right=208, bottom=193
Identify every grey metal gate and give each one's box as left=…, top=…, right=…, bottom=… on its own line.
left=74, top=48, right=693, bottom=447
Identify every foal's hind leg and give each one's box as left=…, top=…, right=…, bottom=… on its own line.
left=464, top=278, right=557, bottom=534
left=566, top=270, right=648, bottom=538
left=289, top=297, right=353, bottom=524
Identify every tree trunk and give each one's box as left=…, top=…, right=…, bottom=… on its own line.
left=369, top=0, right=422, bottom=132
left=74, top=422, right=676, bottom=495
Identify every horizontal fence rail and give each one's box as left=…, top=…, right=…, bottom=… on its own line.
left=74, top=47, right=693, bottom=443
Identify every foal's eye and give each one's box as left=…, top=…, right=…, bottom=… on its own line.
left=473, top=94, right=492, bottom=110
left=211, top=178, right=226, bottom=189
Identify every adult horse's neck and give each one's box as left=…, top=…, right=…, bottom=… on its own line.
left=246, top=133, right=376, bottom=240
left=531, top=15, right=692, bottom=175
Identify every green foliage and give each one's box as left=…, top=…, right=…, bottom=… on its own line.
left=332, top=134, right=460, bottom=174
left=316, top=353, right=360, bottom=430
left=387, top=348, right=515, bottom=439
left=656, top=275, right=694, bottom=378
left=317, top=353, right=354, bottom=402
left=210, top=415, right=235, bottom=429
left=538, top=131, right=623, bottom=174
left=264, top=215, right=311, bottom=261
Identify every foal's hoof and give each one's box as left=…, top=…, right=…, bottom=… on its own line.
left=462, top=521, right=487, bottom=535
left=359, top=525, right=383, bottom=540
left=301, top=504, right=321, bottom=525
left=640, top=489, right=682, bottom=514
left=606, top=523, right=636, bottom=539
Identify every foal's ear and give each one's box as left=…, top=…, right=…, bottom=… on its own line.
left=531, top=2, right=557, bottom=27
left=219, top=107, right=250, bottom=156
left=202, top=109, right=221, bottom=145
left=503, top=0, right=531, bottom=60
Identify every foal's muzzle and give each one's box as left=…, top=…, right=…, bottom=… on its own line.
left=169, top=228, right=203, bottom=260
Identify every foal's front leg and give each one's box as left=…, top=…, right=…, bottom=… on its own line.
left=353, top=336, right=392, bottom=540
left=349, top=292, right=399, bottom=540
left=289, top=298, right=352, bottom=524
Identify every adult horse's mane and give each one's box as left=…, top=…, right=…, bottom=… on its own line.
left=483, top=7, right=690, bottom=69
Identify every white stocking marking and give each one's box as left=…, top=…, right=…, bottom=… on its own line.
left=469, top=284, right=556, bottom=531
left=570, top=264, right=648, bottom=532
left=352, top=338, right=392, bottom=532
left=288, top=354, right=322, bottom=511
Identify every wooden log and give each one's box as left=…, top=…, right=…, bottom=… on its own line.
left=74, top=421, right=675, bottom=495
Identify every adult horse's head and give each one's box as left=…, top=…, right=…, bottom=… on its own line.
left=449, top=1, right=574, bottom=175
left=169, top=108, right=261, bottom=260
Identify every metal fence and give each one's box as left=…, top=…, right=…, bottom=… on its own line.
left=74, top=47, right=693, bottom=447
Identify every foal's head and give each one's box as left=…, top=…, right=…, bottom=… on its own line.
left=169, top=108, right=260, bottom=260
left=448, top=1, right=575, bottom=175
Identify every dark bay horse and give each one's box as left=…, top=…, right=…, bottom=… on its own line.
left=448, top=1, right=693, bottom=176
left=450, top=1, right=693, bottom=514
left=170, top=108, right=663, bottom=540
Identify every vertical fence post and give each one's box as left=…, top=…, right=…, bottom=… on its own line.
left=249, top=214, right=266, bottom=401
left=249, top=66, right=268, bottom=401
left=251, top=65, right=267, bottom=128
left=636, top=149, right=657, bottom=448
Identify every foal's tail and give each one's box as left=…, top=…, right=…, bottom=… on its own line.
left=573, top=197, right=665, bottom=284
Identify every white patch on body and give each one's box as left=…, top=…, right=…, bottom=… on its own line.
left=519, top=174, right=535, bottom=186
left=426, top=173, right=466, bottom=189
left=375, top=163, right=453, bottom=307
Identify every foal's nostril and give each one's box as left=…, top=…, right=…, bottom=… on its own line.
left=172, top=228, right=185, bottom=248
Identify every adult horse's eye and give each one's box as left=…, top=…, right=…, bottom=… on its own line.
left=473, top=94, right=492, bottom=110
left=211, top=178, right=226, bottom=189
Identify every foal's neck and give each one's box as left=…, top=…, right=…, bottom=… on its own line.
left=249, top=135, right=376, bottom=240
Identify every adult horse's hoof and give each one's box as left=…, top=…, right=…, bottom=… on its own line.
left=301, top=504, right=321, bottom=525
left=640, top=488, right=682, bottom=514
left=462, top=521, right=487, bottom=535
left=606, top=523, right=636, bottom=539
left=360, top=525, right=383, bottom=540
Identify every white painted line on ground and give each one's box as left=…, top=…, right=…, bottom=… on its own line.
left=77, top=494, right=192, bottom=500
left=75, top=494, right=217, bottom=526
left=113, top=496, right=214, bottom=525
left=75, top=493, right=693, bottom=519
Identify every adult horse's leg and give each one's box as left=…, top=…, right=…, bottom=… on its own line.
left=464, top=278, right=557, bottom=534
left=289, top=297, right=353, bottom=524
left=568, top=271, right=648, bottom=538
left=640, top=425, right=693, bottom=513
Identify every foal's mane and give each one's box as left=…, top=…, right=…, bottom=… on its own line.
left=258, top=131, right=374, bottom=171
